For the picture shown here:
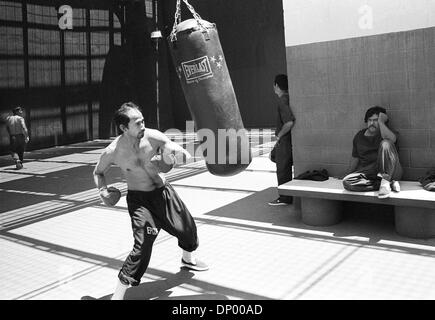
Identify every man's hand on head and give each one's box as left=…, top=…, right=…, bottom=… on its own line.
left=378, top=112, right=388, bottom=124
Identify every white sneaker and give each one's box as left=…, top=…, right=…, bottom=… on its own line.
left=181, top=258, right=209, bottom=271
left=391, top=180, right=400, bottom=192
left=268, top=198, right=292, bottom=206
left=378, top=179, right=392, bottom=198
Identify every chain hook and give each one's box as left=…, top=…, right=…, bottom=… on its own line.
left=169, top=0, right=209, bottom=42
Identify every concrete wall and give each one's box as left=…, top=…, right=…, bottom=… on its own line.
left=283, top=0, right=435, bottom=46
left=287, top=27, right=435, bottom=180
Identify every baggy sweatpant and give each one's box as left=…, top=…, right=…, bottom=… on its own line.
left=343, top=139, right=403, bottom=192
left=118, top=182, right=199, bottom=286
left=275, top=134, right=293, bottom=202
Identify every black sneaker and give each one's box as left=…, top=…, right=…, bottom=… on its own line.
left=268, top=198, right=292, bottom=206
left=181, top=258, right=209, bottom=271
left=15, top=160, right=23, bottom=170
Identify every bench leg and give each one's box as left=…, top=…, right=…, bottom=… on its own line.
left=294, top=197, right=301, bottom=211
left=301, top=198, right=343, bottom=226
left=395, top=207, right=435, bottom=238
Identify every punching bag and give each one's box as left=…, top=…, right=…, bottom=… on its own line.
left=167, top=0, right=252, bottom=176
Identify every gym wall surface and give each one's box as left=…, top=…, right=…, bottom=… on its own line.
left=284, top=0, right=435, bottom=180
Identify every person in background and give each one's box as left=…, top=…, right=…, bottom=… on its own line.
left=6, top=106, right=29, bottom=170
left=268, top=74, right=296, bottom=206
left=342, top=106, right=402, bottom=198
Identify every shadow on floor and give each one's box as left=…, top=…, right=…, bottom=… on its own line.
left=0, top=140, right=111, bottom=167
left=81, top=269, right=229, bottom=300
left=202, top=187, right=435, bottom=249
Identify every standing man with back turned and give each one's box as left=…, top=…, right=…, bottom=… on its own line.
left=93, top=102, right=208, bottom=300
left=6, top=106, right=29, bottom=170
left=268, top=74, right=296, bottom=206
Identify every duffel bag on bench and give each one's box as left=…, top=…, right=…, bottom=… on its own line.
left=419, top=169, right=435, bottom=192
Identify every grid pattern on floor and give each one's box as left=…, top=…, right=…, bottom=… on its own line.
left=1, top=131, right=435, bottom=300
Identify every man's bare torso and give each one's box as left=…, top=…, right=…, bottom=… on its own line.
left=109, top=133, right=165, bottom=191
left=7, top=115, right=24, bottom=135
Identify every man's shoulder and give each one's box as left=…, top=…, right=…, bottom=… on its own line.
left=278, top=94, right=290, bottom=105
left=105, top=136, right=122, bottom=153
left=353, top=129, right=366, bottom=138
left=145, top=129, right=168, bottom=145
left=146, top=128, right=164, bottom=138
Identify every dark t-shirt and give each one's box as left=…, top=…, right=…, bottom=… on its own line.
left=275, top=93, right=295, bottom=139
left=352, top=129, right=398, bottom=167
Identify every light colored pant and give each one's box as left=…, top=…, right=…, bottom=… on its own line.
left=343, top=139, right=402, bottom=192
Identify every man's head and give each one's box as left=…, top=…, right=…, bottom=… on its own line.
left=113, top=102, right=145, bottom=139
left=364, top=106, right=387, bottom=134
left=274, top=74, right=288, bottom=96
left=13, top=106, right=23, bottom=116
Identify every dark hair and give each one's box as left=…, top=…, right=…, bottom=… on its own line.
left=113, top=102, right=141, bottom=130
left=12, top=106, right=22, bottom=115
left=364, top=106, right=387, bottom=123
left=274, top=74, right=288, bottom=91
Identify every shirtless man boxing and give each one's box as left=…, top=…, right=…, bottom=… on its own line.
left=93, top=102, right=208, bottom=300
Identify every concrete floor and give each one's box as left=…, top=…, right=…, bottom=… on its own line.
left=1, top=130, right=435, bottom=300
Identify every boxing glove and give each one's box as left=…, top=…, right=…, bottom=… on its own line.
left=99, top=186, right=121, bottom=207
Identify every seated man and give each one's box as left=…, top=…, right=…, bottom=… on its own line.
left=343, top=106, right=402, bottom=198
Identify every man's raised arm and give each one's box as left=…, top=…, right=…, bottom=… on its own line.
left=378, top=112, right=396, bottom=143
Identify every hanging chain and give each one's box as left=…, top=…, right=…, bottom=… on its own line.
left=182, top=0, right=203, bottom=21
left=169, top=0, right=182, bottom=41
left=169, top=0, right=208, bottom=42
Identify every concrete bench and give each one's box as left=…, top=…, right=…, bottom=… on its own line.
left=278, top=178, right=435, bottom=239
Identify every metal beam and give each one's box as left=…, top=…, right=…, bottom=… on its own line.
left=109, top=8, right=114, bottom=49
left=59, top=29, right=67, bottom=139
left=5, top=0, right=133, bottom=10
left=21, top=0, right=30, bottom=134
left=86, top=7, right=93, bottom=140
